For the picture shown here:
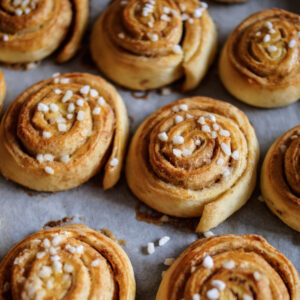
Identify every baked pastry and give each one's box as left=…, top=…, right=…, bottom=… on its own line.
left=0, top=70, right=6, bottom=114
left=0, top=224, right=136, bottom=299
left=0, top=0, right=88, bottom=64
left=261, top=125, right=300, bottom=232
left=90, top=0, right=217, bottom=91
left=156, top=234, right=300, bottom=300
left=126, top=97, right=259, bottom=232
left=219, top=8, right=300, bottom=108
left=0, top=72, right=129, bottom=192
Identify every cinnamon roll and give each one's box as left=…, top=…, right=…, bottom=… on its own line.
left=0, top=70, right=6, bottom=114
left=219, top=8, right=300, bottom=108
left=261, top=125, right=300, bottom=232
left=0, top=0, right=88, bottom=64
left=0, top=72, right=129, bottom=192
left=126, top=97, right=259, bottom=232
left=156, top=234, right=300, bottom=300
left=0, top=224, right=136, bottom=300
left=90, top=0, right=217, bottom=91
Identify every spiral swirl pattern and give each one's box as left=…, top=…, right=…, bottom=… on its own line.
left=109, top=0, right=182, bottom=56
left=156, top=235, right=300, bottom=300
left=90, top=0, right=217, bottom=91
left=261, top=125, right=300, bottom=231
left=220, top=8, right=300, bottom=107
left=0, top=224, right=135, bottom=300
left=126, top=97, right=259, bottom=232
left=0, top=0, right=88, bottom=64
left=0, top=72, right=129, bottom=192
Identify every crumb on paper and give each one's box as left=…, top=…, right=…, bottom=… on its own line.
left=43, top=216, right=75, bottom=228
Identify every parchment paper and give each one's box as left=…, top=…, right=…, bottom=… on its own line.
left=0, top=1, right=299, bottom=299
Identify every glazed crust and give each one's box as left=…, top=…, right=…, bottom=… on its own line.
left=0, top=72, right=129, bottom=192
left=126, top=97, right=259, bottom=232
left=90, top=0, right=217, bottom=91
left=0, top=70, right=6, bottom=114
left=0, top=0, right=88, bottom=64
left=156, top=234, right=300, bottom=300
left=219, top=8, right=300, bottom=108
left=261, top=125, right=300, bottom=232
left=0, top=224, right=136, bottom=300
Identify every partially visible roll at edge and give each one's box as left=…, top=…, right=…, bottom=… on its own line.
left=156, top=234, right=300, bottom=300
left=0, top=0, right=89, bottom=64
left=261, top=125, right=300, bottom=232
left=0, top=224, right=136, bottom=300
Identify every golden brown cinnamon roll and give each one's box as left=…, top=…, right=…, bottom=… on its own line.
left=261, top=125, right=300, bottom=232
left=219, top=8, right=300, bottom=108
left=126, top=97, right=259, bottom=232
left=156, top=234, right=300, bottom=300
left=90, top=0, right=217, bottom=91
left=0, top=224, right=136, bottom=300
left=0, top=72, right=129, bottom=192
left=0, top=0, right=88, bottom=64
left=0, top=70, right=6, bottom=114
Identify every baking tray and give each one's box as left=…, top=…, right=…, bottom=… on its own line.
left=0, top=0, right=299, bottom=299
